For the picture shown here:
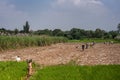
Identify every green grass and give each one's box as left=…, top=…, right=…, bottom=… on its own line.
left=30, top=64, right=120, bottom=80
left=69, top=38, right=120, bottom=43
left=0, top=36, right=68, bottom=51
left=0, top=61, right=27, bottom=80
left=0, top=62, right=120, bottom=80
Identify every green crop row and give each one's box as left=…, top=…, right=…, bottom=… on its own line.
left=0, top=61, right=120, bottom=80
left=0, top=61, right=27, bottom=80
left=30, top=64, right=120, bottom=80
left=0, top=36, right=68, bottom=51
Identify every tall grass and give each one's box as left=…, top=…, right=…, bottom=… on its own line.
left=0, top=36, right=68, bottom=51
left=0, top=61, right=27, bottom=80
left=30, top=64, right=120, bottom=80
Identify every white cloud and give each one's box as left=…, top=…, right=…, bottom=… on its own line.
left=52, top=0, right=106, bottom=16
left=57, top=0, right=66, bottom=5
left=55, top=0, right=103, bottom=7
left=45, top=0, right=118, bottom=31
left=72, top=0, right=81, bottom=6
left=90, top=0, right=103, bottom=5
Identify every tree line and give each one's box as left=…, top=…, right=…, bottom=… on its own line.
left=0, top=21, right=120, bottom=40
left=34, top=28, right=119, bottom=39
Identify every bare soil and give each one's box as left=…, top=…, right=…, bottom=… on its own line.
left=0, top=43, right=120, bottom=66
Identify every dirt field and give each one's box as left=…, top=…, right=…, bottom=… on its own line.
left=0, top=43, right=120, bottom=66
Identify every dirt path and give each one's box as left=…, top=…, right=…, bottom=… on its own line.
left=0, top=43, right=120, bottom=66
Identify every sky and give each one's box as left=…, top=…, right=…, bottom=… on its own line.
left=0, top=0, right=120, bottom=31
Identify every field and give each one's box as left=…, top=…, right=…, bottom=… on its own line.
left=0, top=61, right=27, bottom=80
left=0, top=62, right=120, bottom=80
left=30, top=64, right=120, bottom=80
left=0, top=42, right=120, bottom=65
left=0, top=36, right=120, bottom=80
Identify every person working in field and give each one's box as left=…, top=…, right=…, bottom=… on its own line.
left=15, top=56, right=21, bottom=62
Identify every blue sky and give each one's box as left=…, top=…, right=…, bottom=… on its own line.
left=0, top=0, right=120, bottom=31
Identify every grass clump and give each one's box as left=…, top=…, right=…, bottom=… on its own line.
left=0, top=61, right=27, bottom=80
left=30, top=64, right=120, bottom=80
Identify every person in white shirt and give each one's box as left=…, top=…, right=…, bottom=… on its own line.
left=15, top=56, right=21, bottom=62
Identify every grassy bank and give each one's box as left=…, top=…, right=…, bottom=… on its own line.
left=30, top=64, right=120, bottom=80
left=0, top=61, right=27, bottom=80
left=69, top=38, right=120, bottom=43
left=0, top=36, right=68, bottom=51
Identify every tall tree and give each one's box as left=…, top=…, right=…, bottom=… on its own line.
left=14, top=28, right=19, bottom=34
left=117, top=23, right=120, bottom=34
left=109, top=31, right=118, bottom=39
left=35, top=29, right=52, bottom=36
left=52, top=29, right=64, bottom=36
left=23, top=21, right=30, bottom=33
left=70, top=28, right=83, bottom=39
left=95, top=28, right=105, bottom=38
left=85, top=30, right=95, bottom=38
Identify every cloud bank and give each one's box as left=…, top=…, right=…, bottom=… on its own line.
left=56, top=0, right=103, bottom=6
left=38, top=0, right=116, bottom=30
left=0, top=0, right=119, bottom=31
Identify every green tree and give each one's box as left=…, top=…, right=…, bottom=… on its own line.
left=70, top=28, right=85, bottom=39
left=64, top=31, right=73, bottom=39
left=0, top=28, right=6, bottom=33
left=43, top=29, right=52, bottom=36
left=95, top=28, right=105, bottom=38
left=103, top=32, right=111, bottom=39
left=117, top=23, right=120, bottom=34
left=85, top=30, right=95, bottom=38
left=35, top=29, right=52, bottom=36
left=23, top=21, right=30, bottom=33
left=109, top=31, right=118, bottom=39
left=14, top=28, right=19, bottom=34
left=52, top=29, right=64, bottom=36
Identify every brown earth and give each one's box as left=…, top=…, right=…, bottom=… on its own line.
left=0, top=43, right=120, bottom=66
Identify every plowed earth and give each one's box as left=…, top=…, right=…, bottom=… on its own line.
left=0, top=43, right=120, bottom=66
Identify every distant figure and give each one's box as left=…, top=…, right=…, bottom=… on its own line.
left=15, top=56, right=21, bottom=62
left=92, top=41, right=95, bottom=46
left=85, top=43, right=88, bottom=49
left=82, top=45, right=85, bottom=51
left=26, top=59, right=32, bottom=77
left=104, top=42, right=106, bottom=44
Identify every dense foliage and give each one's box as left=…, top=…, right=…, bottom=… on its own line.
left=0, top=27, right=119, bottom=40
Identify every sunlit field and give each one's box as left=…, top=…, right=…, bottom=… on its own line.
left=0, top=61, right=27, bottom=80
left=30, top=64, right=120, bottom=80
